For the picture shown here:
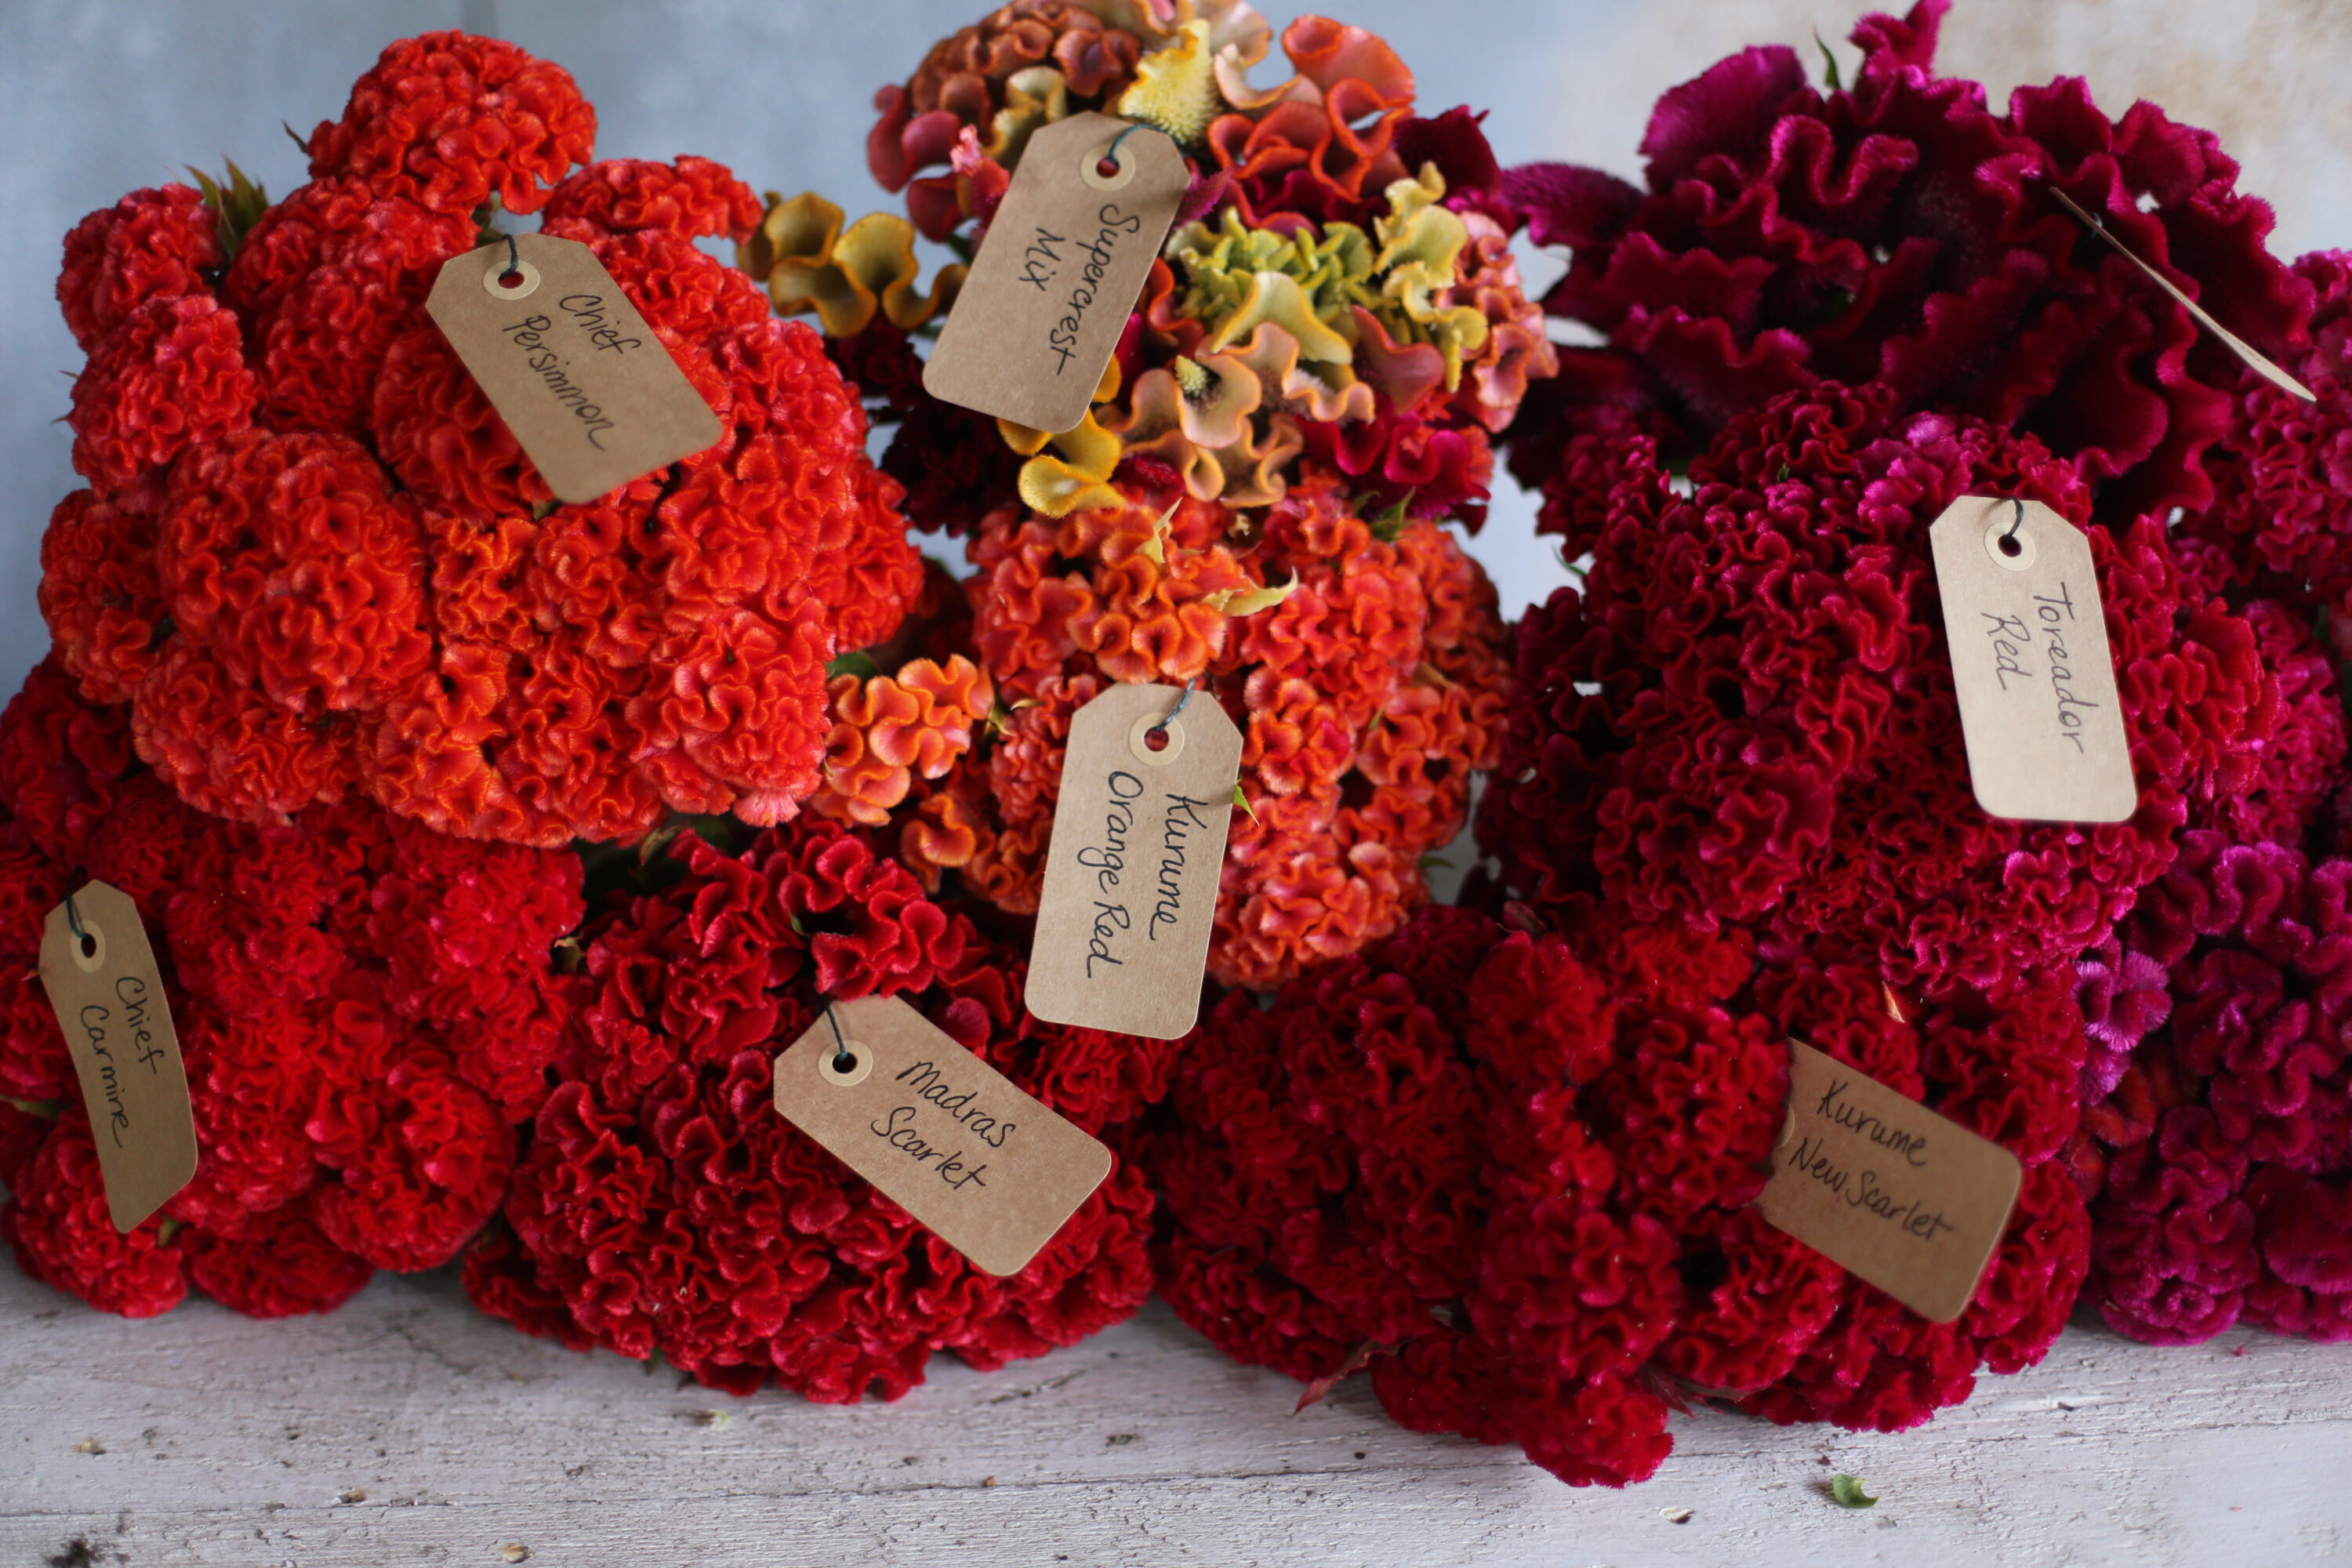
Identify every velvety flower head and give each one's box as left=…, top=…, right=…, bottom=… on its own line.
left=465, top=815, right=1170, bottom=1399
left=1500, top=0, right=2310, bottom=523
left=2182, top=251, right=2352, bottom=618
left=898, top=465, right=1508, bottom=989
left=2074, top=830, right=2352, bottom=1345
left=42, top=41, right=923, bottom=848
left=1149, top=900, right=2089, bottom=1486
left=56, top=184, right=221, bottom=353
left=304, top=31, right=597, bottom=216
left=0, top=661, right=583, bottom=1319
left=830, top=5, right=1559, bottom=543
left=1478, top=381, right=2279, bottom=990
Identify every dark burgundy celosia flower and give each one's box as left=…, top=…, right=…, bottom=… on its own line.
left=1476, top=381, right=2278, bottom=990
left=41, top=38, right=923, bottom=847
left=0, top=661, right=583, bottom=1319
left=2181, top=250, right=2352, bottom=619
left=2073, top=831, right=2352, bottom=1345
left=465, top=817, right=1170, bottom=1401
left=1149, top=902, right=2088, bottom=1486
left=1501, top=0, right=2310, bottom=523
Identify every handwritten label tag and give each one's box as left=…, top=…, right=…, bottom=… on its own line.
left=1929, top=496, right=2136, bottom=822
left=1025, top=683, right=1241, bottom=1040
left=1756, top=1040, right=2023, bottom=1323
left=771, top=996, right=1112, bottom=1276
left=35, top=881, right=197, bottom=1232
left=922, top=112, right=1188, bottom=434
left=425, top=232, right=722, bottom=504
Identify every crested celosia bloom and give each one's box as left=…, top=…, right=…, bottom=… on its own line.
left=896, top=468, right=1508, bottom=989
left=464, top=816, right=1168, bottom=1399
left=2072, top=829, right=2352, bottom=1345
left=1149, top=901, right=2088, bottom=1487
left=0, top=661, right=583, bottom=1319
left=1499, top=0, right=2310, bottom=525
left=728, top=3, right=1546, bottom=990
left=39, top=33, right=922, bottom=848
left=2181, top=250, right=2352, bottom=625
left=1477, top=381, right=2279, bottom=991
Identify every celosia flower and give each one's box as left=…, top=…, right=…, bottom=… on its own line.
left=1500, top=0, right=2310, bottom=522
left=0, top=661, right=583, bottom=1319
left=1149, top=901, right=2089, bottom=1486
left=1477, top=382, right=2278, bottom=990
left=43, top=38, right=922, bottom=847
left=900, top=468, right=1508, bottom=989
left=811, top=655, right=995, bottom=826
left=303, top=31, right=598, bottom=216
left=2074, top=831, right=2352, bottom=1345
left=2182, top=250, right=2352, bottom=617
left=464, top=816, right=1169, bottom=1399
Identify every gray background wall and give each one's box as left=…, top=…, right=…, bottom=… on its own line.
left=5, top=0, right=2348, bottom=692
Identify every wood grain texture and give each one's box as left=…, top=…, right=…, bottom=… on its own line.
left=2, top=1262, right=2348, bottom=1566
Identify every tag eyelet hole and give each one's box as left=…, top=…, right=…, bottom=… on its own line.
left=820, top=1044, right=873, bottom=1088
left=1982, top=511, right=2038, bottom=572
left=1082, top=142, right=1137, bottom=193
left=70, top=921, right=105, bottom=975
left=482, top=256, right=542, bottom=300
left=1128, top=711, right=1185, bottom=765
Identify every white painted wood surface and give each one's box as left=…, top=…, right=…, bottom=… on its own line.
left=2, top=1260, right=2347, bottom=1567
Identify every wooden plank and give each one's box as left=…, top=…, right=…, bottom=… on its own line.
left=2, top=1264, right=2348, bottom=1566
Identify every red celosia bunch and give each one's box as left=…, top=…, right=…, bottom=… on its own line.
left=41, top=31, right=921, bottom=848
left=2071, top=829, right=2352, bottom=1345
left=1149, top=901, right=2088, bottom=1486
left=463, top=817, right=1169, bottom=1399
left=1476, top=381, right=2278, bottom=991
left=0, top=660, right=583, bottom=1318
left=898, top=469, right=1508, bottom=989
left=1500, top=0, right=2310, bottom=526
left=2180, top=250, right=2352, bottom=625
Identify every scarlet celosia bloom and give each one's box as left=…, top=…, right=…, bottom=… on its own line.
left=898, top=467, right=1508, bottom=989
left=0, top=661, right=583, bottom=1319
left=464, top=817, right=1168, bottom=1399
left=1500, top=0, right=2310, bottom=524
left=1477, top=381, right=2278, bottom=990
left=1149, top=902, right=2088, bottom=1486
left=41, top=34, right=922, bottom=847
left=2073, top=829, right=2352, bottom=1345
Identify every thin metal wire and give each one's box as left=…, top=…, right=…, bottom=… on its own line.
left=1999, top=496, right=2026, bottom=550
left=64, top=890, right=87, bottom=943
left=1146, top=677, right=1197, bottom=743
left=1098, top=118, right=1171, bottom=174
left=501, top=233, right=521, bottom=281
left=823, top=1002, right=855, bottom=1073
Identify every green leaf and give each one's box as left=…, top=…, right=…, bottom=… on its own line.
left=187, top=160, right=270, bottom=263
left=1815, top=31, right=1843, bottom=91
left=1830, top=1474, right=1878, bottom=1508
left=826, top=649, right=882, bottom=681
left=4, top=1096, right=68, bottom=1119
left=1232, top=784, right=1259, bottom=826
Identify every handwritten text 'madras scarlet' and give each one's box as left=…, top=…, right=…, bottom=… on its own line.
left=867, top=1056, right=1018, bottom=1194
left=1782, top=1076, right=1957, bottom=1243
left=72, top=975, right=169, bottom=1149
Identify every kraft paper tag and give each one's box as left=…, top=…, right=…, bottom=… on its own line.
left=425, top=232, right=723, bottom=504
left=771, top=995, right=1111, bottom=1277
left=1756, top=1040, right=2023, bottom=1324
left=2049, top=187, right=2315, bottom=402
left=1025, top=683, right=1241, bottom=1040
left=922, top=112, right=1188, bottom=434
left=1929, top=496, right=2136, bottom=823
left=35, top=881, right=197, bottom=1232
